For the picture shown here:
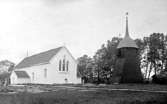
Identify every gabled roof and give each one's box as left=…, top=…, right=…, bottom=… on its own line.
left=15, top=71, right=30, bottom=78
left=15, top=47, right=63, bottom=69
left=117, top=13, right=138, bottom=49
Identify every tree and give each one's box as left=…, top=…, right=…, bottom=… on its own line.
left=147, top=33, right=166, bottom=76
left=0, top=60, right=15, bottom=86
left=140, top=33, right=167, bottom=81
left=0, top=72, right=10, bottom=86
left=77, top=55, right=94, bottom=83
left=93, top=45, right=106, bottom=83
left=93, top=37, right=122, bottom=83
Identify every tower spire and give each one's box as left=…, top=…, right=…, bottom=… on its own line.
left=125, top=12, right=129, bottom=37
left=117, top=12, right=138, bottom=49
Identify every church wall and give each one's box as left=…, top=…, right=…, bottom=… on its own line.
left=13, top=47, right=81, bottom=84
left=15, top=64, right=51, bottom=84
left=10, top=72, right=18, bottom=84
left=11, top=47, right=81, bottom=84
left=49, top=47, right=81, bottom=84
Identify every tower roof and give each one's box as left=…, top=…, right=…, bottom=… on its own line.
left=117, top=13, right=138, bottom=49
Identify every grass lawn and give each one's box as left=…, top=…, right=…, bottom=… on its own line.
left=0, top=85, right=167, bottom=104
left=95, top=84, right=167, bottom=91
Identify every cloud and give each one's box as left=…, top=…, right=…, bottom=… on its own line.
left=0, top=0, right=167, bottom=64
left=42, top=0, right=82, bottom=6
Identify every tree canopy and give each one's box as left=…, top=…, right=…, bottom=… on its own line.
left=77, top=33, right=167, bottom=84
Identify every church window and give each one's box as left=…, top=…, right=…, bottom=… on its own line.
left=59, top=60, right=62, bottom=71
left=66, top=61, right=69, bottom=71
left=44, top=68, right=47, bottom=78
left=63, top=58, right=65, bottom=71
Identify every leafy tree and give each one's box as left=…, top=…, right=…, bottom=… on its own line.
left=93, top=44, right=106, bottom=83
left=0, top=60, right=15, bottom=86
left=77, top=33, right=167, bottom=84
left=140, top=37, right=151, bottom=79
left=0, top=72, right=10, bottom=86
left=93, top=37, right=122, bottom=83
left=140, top=33, right=167, bottom=81
left=77, top=55, right=94, bottom=83
left=147, top=33, right=166, bottom=75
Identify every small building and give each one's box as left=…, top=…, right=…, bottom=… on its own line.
left=10, top=46, right=81, bottom=84
left=113, top=13, right=143, bottom=83
left=10, top=71, right=31, bottom=84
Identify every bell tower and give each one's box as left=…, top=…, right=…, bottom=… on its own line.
left=113, top=13, right=143, bottom=83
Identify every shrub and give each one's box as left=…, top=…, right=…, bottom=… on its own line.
left=152, top=73, right=167, bottom=84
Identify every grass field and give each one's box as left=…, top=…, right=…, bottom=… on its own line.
left=89, top=84, right=167, bottom=91
left=0, top=84, right=167, bottom=104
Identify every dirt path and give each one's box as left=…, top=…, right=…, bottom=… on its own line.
left=53, top=85, right=167, bottom=93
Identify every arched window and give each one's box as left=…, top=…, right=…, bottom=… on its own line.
left=63, top=58, right=65, bottom=71
left=44, top=68, right=47, bottom=78
left=66, top=61, right=69, bottom=71
left=59, top=60, right=62, bottom=71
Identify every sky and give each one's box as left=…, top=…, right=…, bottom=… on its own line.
left=0, top=0, right=167, bottom=64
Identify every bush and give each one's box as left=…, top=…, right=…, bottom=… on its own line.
left=152, top=73, right=167, bottom=84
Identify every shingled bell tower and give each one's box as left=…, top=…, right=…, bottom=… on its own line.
left=113, top=13, right=143, bottom=83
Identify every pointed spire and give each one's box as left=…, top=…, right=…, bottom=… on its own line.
left=125, top=12, right=129, bottom=37
left=117, top=12, right=138, bottom=49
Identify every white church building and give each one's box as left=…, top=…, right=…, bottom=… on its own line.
left=10, top=46, right=81, bottom=84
